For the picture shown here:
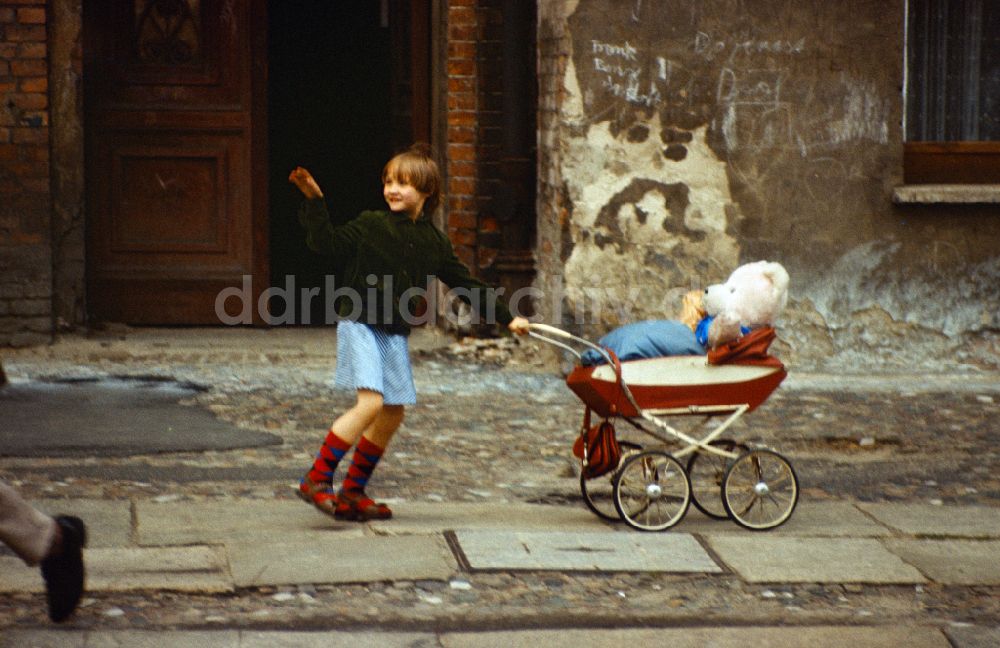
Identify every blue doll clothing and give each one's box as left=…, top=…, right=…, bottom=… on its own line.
left=695, top=316, right=751, bottom=347
left=580, top=320, right=706, bottom=366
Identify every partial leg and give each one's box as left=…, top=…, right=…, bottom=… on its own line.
left=0, top=481, right=56, bottom=565
left=0, top=481, right=86, bottom=622
left=298, top=390, right=384, bottom=512
left=362, top=404, right=404, bottom=450
left=336, top=405, right=405, bottom=520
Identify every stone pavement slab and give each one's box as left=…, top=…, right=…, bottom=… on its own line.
left=33, top=499, right=132, bottom=547
left=240, top=631, right=438, bottom=647
left=0, top=630, right=242, bottom=648
left=0, top=628, right=951, bottom=648
left=885, top=539, right=1000, bottom=585
left=0, top=630, right=441, bottom=648
left=454, top=530, right=721, bottom=573
left=945, top=624, right=1000, bottom=648
left=0, top=556, right=47, bottom=593
left=855, top=503, right=1000, bottom=538
left=441, top=626, right=950, bottom=648
left=677, top=500, right=892, bottom=537
left=371, top=501, right=892, bottom=538
left=136, top=498, right=366, bottom=546
left=0, top=546, right=231, bottom=594
left=706, top=536, right=927, bottom=583
left=226, top=535, right=456, bottom=587
left=367, top=501, right=614, bottom=535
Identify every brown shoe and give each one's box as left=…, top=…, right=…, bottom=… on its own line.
left=334, top=491, right=392, bottom=521
left=296, top=477, right=339, bottom=517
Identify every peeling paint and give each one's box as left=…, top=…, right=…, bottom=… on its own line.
left=786, top=253, right=999, bottom=370
left=799, top=241, right=1000, bottom=339
left=560, top=100, right=740, bottom=326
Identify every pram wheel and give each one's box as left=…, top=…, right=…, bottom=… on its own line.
left=613, top=450, right=691, bottom=531
left=687, top=439, right=748, bottom=520
left=580, top=441, right=642, bottom=521
left=722, top=449, right=799, bottom=530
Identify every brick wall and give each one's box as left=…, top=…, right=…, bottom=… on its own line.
left=470, top=0, right=503, bottom=276
left=0, top=0, right=52, bottom=346
left=444, top=0, right=505, bottom=281
left=445, top=0, right=479, bottom=272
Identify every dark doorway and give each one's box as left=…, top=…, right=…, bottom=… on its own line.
left=268, top=1, right=397, bottom=324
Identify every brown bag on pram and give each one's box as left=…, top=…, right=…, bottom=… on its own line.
left=573, top=420, right=622, bottom=479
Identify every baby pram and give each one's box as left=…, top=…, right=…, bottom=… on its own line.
left=528, top=323, right=798, bottom=532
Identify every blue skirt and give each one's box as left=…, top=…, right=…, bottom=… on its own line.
left=335, top=320, right=416, bottom=405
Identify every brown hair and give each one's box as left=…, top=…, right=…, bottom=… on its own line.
left=382, top=143, right=441, bottom=215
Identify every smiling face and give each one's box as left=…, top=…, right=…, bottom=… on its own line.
left=383, top=176, right=429, bottom=219
left=381, top=148, right=440, bottom=219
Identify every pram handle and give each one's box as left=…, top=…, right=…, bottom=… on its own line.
left=526, top=323, right=616, bottom=367
left=528, top=322, right=642, bottom=418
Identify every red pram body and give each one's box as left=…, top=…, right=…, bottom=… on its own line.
left=567, top=354, right=786, bottom=418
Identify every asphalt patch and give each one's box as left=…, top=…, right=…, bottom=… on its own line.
left=0, top=376, right=282, bottom=457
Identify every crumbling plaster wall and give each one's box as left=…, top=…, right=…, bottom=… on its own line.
left=536, top=0, right=1000, bottom=369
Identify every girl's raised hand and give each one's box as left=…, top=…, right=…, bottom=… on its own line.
left=289, top=167, right=324, bottom=199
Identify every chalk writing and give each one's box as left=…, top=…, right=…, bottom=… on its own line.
left=826, top=77, right=889, bottom=145
left=582, top=31, right=885, bottom=154
left=631, top=0, right=643, bottom=23
left=599, top=76, right=662, bottom=108
left=594, top=58, right=639, bottom=80
left=592, top=39, right=660, bottom=108
left=694, top=31, right=806, bottom=62
left=717, top=68, right=784, bottom=105
left=591, top=40, right=638, bottom=61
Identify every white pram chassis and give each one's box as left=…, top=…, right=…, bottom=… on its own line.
left=529, top=323, right=799, bottom=532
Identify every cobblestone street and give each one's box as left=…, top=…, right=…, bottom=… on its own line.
left=3, top=328, right=998, bottom=508
left=1, top=328, right=999, bottom=645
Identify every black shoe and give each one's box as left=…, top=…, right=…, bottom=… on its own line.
left=40, top=515, right=87, bottom=623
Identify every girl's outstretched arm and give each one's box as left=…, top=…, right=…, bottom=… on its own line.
left=289, top=166, right=324, bottom=199
left=291, top=167, right=361, bottom=258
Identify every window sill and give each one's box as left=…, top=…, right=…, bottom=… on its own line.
left=892, top=184, right=1000, bottom=204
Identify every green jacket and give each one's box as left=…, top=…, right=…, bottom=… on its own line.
left=299, top=198, right=514, bottom=335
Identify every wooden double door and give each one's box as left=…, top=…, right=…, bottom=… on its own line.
left=84, top=0, right=428, bottom=324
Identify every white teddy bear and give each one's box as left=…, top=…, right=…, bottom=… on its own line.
left=697, top=260, right=790, bottom=349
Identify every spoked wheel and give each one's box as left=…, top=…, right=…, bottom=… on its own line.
left=722, top=449, right=799, bottom=530
left=613, top=450, right=691, bottom=531
left=686, top=439, right=748, bottom=519
left=580, top=441, right=642, bottom=521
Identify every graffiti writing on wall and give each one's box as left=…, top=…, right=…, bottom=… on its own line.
left=584, top=31, right=888, bottom=154
left=591, top=39, right=661, bottom=108
left=693, top=31, right=806, bottom=62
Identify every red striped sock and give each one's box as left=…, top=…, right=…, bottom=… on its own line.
left=306, top=430, right=352, bottom=485
left=340, top=436, right=385, bottom=495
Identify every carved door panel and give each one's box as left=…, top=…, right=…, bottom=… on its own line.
left=84, top=0, right=267, bottom=324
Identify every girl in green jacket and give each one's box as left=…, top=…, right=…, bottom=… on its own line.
left=290, top=145, right=529, bottom=521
